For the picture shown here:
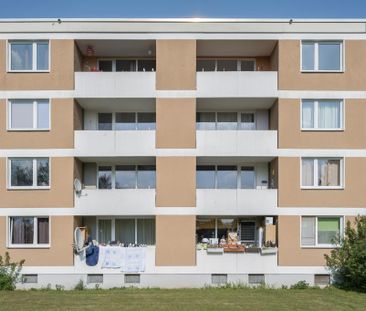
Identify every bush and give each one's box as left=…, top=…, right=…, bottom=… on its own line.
left=325, top=216, right=366, bottom=291
left=0, top=252, right=25, bottom=290
left=74, top=279, right=85, bottom=291
left=290, top=281, right=310, bottom=290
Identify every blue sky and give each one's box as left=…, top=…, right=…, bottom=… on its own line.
left=1, top=0, right=366, bottom=18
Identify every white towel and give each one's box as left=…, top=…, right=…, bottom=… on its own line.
left=101, top=246, right=125, bottom=269
left=123, top=247, right=146, bottom=272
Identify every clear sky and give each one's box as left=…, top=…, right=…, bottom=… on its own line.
left=0, top=0, right=366, bottom=19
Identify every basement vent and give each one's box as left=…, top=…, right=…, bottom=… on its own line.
left=248, top=274, right=265, bottom=284
left=211, top=274, right=228, bottom=285
left=314, top=274, right=330, bottom=285
left=125, top=274, right=140, bottom=284
left=22, top=274, right=38, bottom=284
left=87, top=274, right=103, bottom=284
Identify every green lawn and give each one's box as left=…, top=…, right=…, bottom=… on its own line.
left=0, top=287, right=365, bottom=311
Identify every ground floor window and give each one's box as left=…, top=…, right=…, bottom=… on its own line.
left=9, top=216, right=49, bottom=247
left=97, top=218, right=155, bottom=246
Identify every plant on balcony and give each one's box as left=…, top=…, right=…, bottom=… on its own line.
left=325, top=216, right=366, bottom=291
left=0, top=252, right=25, bottom=290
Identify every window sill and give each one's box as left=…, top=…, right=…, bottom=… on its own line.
left=7, top=186, right=50, bottom=191
left=7, top=70, right=50, bottom=73
left=301, top=128, right=344, bottom=132
left=7, top=129, right=51, bottom=132
left=7, top=244, right=50, bottom=249
left=301, top=186, right=344, bottom=190
left=301, top=70, right=344, bottom=73
left=301, top=245, right=339, bottom=249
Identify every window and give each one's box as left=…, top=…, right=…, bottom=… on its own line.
left=98, top=218, right=155, bottom=245
left=115, top=113, right=135, bottom=130
left=125, top=274, right=140, bottom=284
left=240, top=166, right=256, bottom=189
left=196, top=59, right=256, bottom=72
left=9, top=216, right=49, bottom=247
left=217, top=60, right=237, bottom=71
left=301, top=158, right=342, bottom=188
left=98, top=59, right=155, bottom=72
left=196, top=218, right=239, bottom=242
left=197, top=60, right=215, bottom=72
left=301, top=216, right=342, bottom=247
left=196, top=112, right=216, bottom=130
left=217, top=112, right=237, bottom=130
left=22, top=274, right=38, bottom=284
left=239, top=113, right=255, bottom=130
left=98, top=112, right=156, bottom=131
left=9, top=41, right=49, bottom=71
left=314, top=274, right=330, bottom=286
left=196, top=166, right=215, bottom=189
left=196, top=112, right=256, bottom=131
left=212, top=274, right=227, bottom=284
left=239, top=221, right=256, bottom=242
left=9, top=158, right=49, bottom=189
left=301, top=100, right=343, bottom=130
left=248, top=274, right=265, bottom=284
left=301, top=41, right=342, bottom=72
left=87, top=274, right=103, bottom=284
left=98, top=165, right=156, bottom=189
left=217, top=166, right=237, bottom=189
left=9, top=99, right=50, bottom=130
left=98, top=113, right=112, bottom=130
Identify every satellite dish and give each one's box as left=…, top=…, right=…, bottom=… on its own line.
left=74, top=178, right=82, bottom=194
left=74, top=227, right=85, bottom=252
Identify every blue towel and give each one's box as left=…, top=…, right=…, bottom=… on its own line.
left=86, top=245, right=99, bottom=266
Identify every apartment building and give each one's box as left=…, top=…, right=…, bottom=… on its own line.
left=0, top=18, right=365, bottom=288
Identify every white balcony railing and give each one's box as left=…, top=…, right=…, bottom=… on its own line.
left=196, top=189, right=277, bottom=215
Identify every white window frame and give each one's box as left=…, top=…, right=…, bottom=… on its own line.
left=98, top=112, right=156, bottom=131
left=7, top=157, right=51, bottom=190
left=7, top=216, right=51, bottom=248
left=300, top=99, right=344, bottom=131
left=196, top=58, right=257, bottom=72
left=97, top=59, right=155, bottom=72
left=300, top=40, right=344, bottom=73
left=300, top=216, right=344, bottom=248
left=7, top=99, right=51, bottom=131
left=300, top=157, right=344, bottom=190
left=8, top=40, right=50, bottom=72
left=196, top=111, right=257, bottom=131
left=96, top=217, right=155, bottom=245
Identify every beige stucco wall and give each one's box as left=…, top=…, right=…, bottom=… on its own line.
left=278, top=157, right=366, bottom=207
left=155, top=215, right=196, bottom=266
left=0, top=40, right=75, bottom=90
left=278, top=99, right=366, bottom=149
left=278, top=40, right=366, bottom=90
left=156, top=98, right=196, bottom=149
left=156, top=40, right=196, bottom=90
left=0, top=216, right=75, bottom=266
left=0, top=157, right=75, bottom=208
left=0, top=99, right=81, bottom=149
left=156, top=157, right=196, bottom=207
left=278, top=216, right=331, bottom=266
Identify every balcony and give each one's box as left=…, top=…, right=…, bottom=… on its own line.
left=196, top=189, right=277, bottom=215
left=74, top=189, right=156, bottom=216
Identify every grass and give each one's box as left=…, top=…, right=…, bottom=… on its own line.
left=0, top=287, right=365, bottom=310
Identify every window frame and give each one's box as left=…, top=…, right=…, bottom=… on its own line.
left=300, top=99, right=344, bottom=131
left=196, top=111, right=256, bottom=131
left=196, top=58, right=257, bottom=72
left=7, top=99, right=51, bottom=131
left=300, top=216, right=344, bottom=248
left=300, top=40, right=344, bottom=73
left=96, top=58, right=155, bottom=72
left=300, top=157, right=344, bottom=190
left=7, top=216, right=51, bottom=249
left=7, top=157, right=51, bottom=190
left=97, top=112, right=156, bottom=131
left=8, top=40, right=50, bottom=73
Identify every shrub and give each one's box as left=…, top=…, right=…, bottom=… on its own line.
left=74, top=279, right=85, bottom=291
left=290, top=281, right=310, bottom=289
left=325, top=216, right=366, bottom=291
left=0, top=252, right=24, bottom=290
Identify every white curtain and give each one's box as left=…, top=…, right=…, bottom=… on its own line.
left=302, top=159, right=314, bottom=186
left=318, top=159, right=340, bottom=186
left=301, top=217, right=316, bottom=246
left=302, top=101, right=314, bottom=128
left=318, top=101, right=340, bottom=129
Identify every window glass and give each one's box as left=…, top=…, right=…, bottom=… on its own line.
left=197, top=60, right=215, bottom=72
left=319, top=43, right=341, bottom=71
left=115, top=165, right=135, bottom=189
left=37, top=217, right=49, bottom=244
left=318, top=159, right=340, bottom=187
left=302, top=42, right=315, bottom=71
left=240, top=113, right=255, bottom=130
left=11, top=217, right=34, bottom=244
left=241, top=166, right=255, bottom=189
left=302, top=101, right=315, bottom=129
left=37, top=158, right=49, bottom=187
left=116, top=60, right=136, bottom=72
left=196, top=218, right=216, bottom=242
left=301, top=217, right=316, bottom=246
left=196, top=112, right=216, bottom=130
left=11, top=43, right=32, bottom=70
left=196, top=165, right=215, bottom=189
left=217, top=219, right=237, bottom=240
left=98, top=166, right=112, bottom=189
left=217, top=112, right=237, bottom=130
left=115, top=219, right=135, bottom=244
left=98, top=219, right=112, bottom=244
left=11, top=159, right=33, bottom=187
left=138, top=60, right=155, bottom=72
left=217, top=60, right=237, bottom=71
left=137, top=165, right=156, bottom=189
left=217, top=165, right=237, bottom=189
left=302, top=159, right=314, bottom=187
left=36, top=42, right=49, bottom=70
left=98, top=113, right=112, bottom=130
left=137, top=113, right=156, bottom=130
left=318, top=217, right=340, bottom=245
left=115, top=113, right=135, bottom=130
left=37, top=100, right=50, bottom=129
left=137, top=219, right=155, bottom=245
left=11, top=101, right=33, bottom=129
left=98, top=60, right=113, bottom=72
left=239, top=221, right=256, bottom=242
left=318, top=101, right=341, bottom=129
left=240, top=60, right=255, bottom=71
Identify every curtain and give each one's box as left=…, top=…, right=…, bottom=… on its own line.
left=196, top=112, right=215, bottom=130
left=301, top=217, right=316, bottom=246
left=98, top=219, right=112, bottom=244
left=137, top=219, right=155, bottom=245
left=318, top=218, right=340, bottom=244
left=302, top=159, right=314, bottom=186
left=318, top=101, right=340, bottom=129
left=115, top=219, right=135, bottom=245
left=217, top=112, right=237, bottom=130
left=318, top=159, right=340, bottom=186
left=11, top=101, right=33, bottom=129
left=37, top=218, right=49, bottom=244
left=11, top=217, right=34, bottom=244
left=302, top=101, right=314, bottom=128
